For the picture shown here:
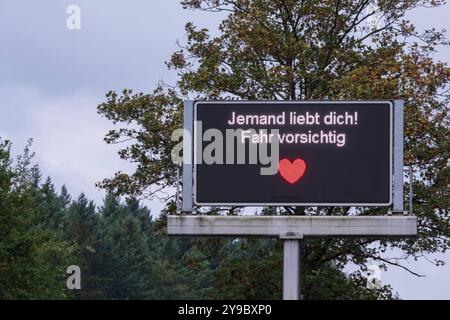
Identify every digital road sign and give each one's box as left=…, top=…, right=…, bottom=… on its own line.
left=193, top=101, right=393, bottom=206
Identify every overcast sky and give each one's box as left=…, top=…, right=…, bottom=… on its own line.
left=0, top=0, right=448, bottom=299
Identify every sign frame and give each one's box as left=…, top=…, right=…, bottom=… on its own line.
left=177, top=99, right=409, bottom=301
left=191, top=100, right=394, bottom=207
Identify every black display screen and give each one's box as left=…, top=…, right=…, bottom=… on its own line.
left=194, top=101, right=392, bottom=206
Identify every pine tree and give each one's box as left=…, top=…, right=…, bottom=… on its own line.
left=64, top=193, right=101, bottom=298
left=0, top=138, right=74, bottom=299
left=97, top=194, right=154, bottom=299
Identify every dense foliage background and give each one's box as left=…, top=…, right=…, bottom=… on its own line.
left=0, top=138, right=395, bottom=299
left=1, top=0, right=448, bottom=300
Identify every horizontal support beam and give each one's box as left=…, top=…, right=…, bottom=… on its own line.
left=167, top=215, right=417, bottom=237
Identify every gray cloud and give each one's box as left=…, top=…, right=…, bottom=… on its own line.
left=0, top=0, right=225, bottom=94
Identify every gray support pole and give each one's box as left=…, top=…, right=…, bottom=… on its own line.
left=282, top=239, right=300, bottom=300
left=182, top=100, right=194, bottom=212
left=175, top=166, right=181, bottom=214
left=393, top=100, right=404, bottom=212
left=299, top=239, right=304, bottom=300
left=409, top=165, right=413, bottom=215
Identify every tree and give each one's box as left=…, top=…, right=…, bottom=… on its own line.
left=35, top=177, right=67, bottom=230
left=97, top=0, right=449, bottom=299
left=96, top=194, right=153, bottom=299
left=0, top=139, right=75, bottom=299
left=211, top=238, right=282, bottom=299
left=64, top=193, right=102, bottom=298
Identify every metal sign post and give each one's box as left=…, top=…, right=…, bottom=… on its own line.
left=169, top=100, right=415, bottom=301
left=281, top=233, right=302, bottom=300
left=181, top=100, right=194, bottom=212
left=392, top=100, right=405, bottom=213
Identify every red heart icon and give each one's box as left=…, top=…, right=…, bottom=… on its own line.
left=278, top=158, right=307, bottom=184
